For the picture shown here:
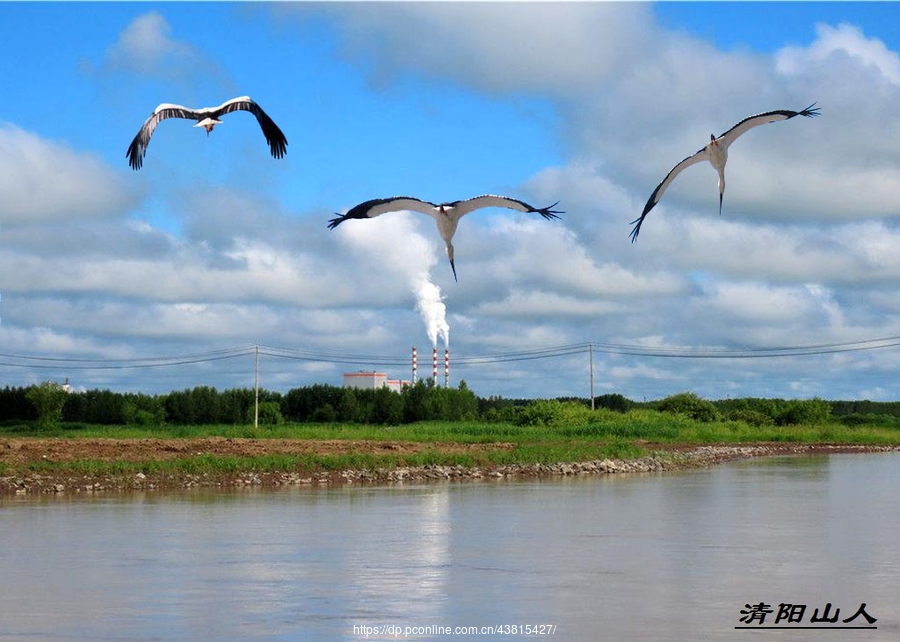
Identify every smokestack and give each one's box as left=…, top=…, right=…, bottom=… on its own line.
left=412, top=346, right=417, bottom=384
left=432, top=348, right=438, bottom=385
left=444, top=348, right=449, bottom=388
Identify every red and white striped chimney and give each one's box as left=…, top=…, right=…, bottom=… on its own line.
left=412, top=346, right=417, bottom=384
left=444, top=348, right=449, bottom=388
left=432, top=348, right=438, bottom=384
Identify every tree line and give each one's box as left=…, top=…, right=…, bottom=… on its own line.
left=0, top=380, right=480, bottom=428
left=2, top=382, right=900, bottom=429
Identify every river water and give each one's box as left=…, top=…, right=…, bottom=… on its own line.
left=1, top=453, right=898, bottom=641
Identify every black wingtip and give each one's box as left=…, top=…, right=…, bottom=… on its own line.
left=630, top=198, right=656, bottom=243
left=269, top=134, right=288, bottom=159
left=536, top=200, right=564, bottom=219
left=629, top=217, right=643, bottom=243
left=799, top=102, right=821, bottom=118
left=126, top=144, right=142, bottom=170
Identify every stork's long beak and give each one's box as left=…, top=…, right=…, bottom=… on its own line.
left=447, top=244, right=457, bottom=282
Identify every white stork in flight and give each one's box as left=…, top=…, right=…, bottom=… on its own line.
left=328, top=195, right=563, bottom=281
left=630, top=103, right=820, bottom=242
left=126, top=96, right=288, bottom=170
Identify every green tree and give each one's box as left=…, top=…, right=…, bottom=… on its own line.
left=221, top=389, right=254, bottom=424
left=371, top=386, right=404, bottom=424
left=283, top=384, right=343, bottom=422
left=446, top=380, right=479, bottom=420
left=336, top=388, right=360, bottom=423
left=777, top=398, right=832, bottom=426
left=164, top=389, right=194, bottom=424
left=254, top=401, right=284, bottom=425
left=190, top=386, right=221, bottom=424
left=657, top=392, right=720, bottom=422
left=595, top=393, right=632, bottom=413
left=0, top=386, right=35, bottom=421
left=122, top=393, right=166, bottom=426
left=402, top=379, right=432, bottom=422
left=26, top=382, right=68, bottom=430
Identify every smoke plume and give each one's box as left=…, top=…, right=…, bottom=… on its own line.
left=413, top=276, right=450, bottom=348
left=334, top=211, right=451, bottom=348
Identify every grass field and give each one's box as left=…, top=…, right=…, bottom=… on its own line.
left=3, top=408, right=900, bottom=484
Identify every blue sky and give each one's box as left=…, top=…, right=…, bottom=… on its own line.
left=3, top=2, right=900, bottom=401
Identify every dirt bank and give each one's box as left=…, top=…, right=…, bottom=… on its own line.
left=1, top=438, right=896, bottom=496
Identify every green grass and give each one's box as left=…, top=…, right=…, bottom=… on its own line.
left=3, top=412, right=899, bottom=481
left=18, top=443, right=650, bottom=480
left=5, top=413, right=900, bottom=446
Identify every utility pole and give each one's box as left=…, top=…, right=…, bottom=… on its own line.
left=589, top=343, right=595, bottom=410
left=254, top=345, right=259, bottom=429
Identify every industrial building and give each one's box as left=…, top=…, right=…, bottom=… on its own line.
left=342, top=371, right=408, bottom=393
left=343, top=347, right=448, bottom=392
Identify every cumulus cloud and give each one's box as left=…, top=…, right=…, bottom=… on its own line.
left=776, top=22, right=900, bottom=84
left=0, top=125, right=137, bottom=224
left=293, top=3, right=656, bottom=96
left=100, top=12, right=219, bottom=82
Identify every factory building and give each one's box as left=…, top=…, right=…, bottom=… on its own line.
left=342, top=371, right=408, bottom=393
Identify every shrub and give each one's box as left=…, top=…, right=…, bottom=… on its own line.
left=310, top=403, right=336, bottom=423
left=254, top=401, right=284, bottom=425
left=727, top=409, right=774, bottom=427
left=594, top=393, right=632, bottom=413
left=26, top=382, right=68, bottom=430
left=777, top=398, right=831, bottom=426
left=656, top=392, right=720, bottom=422
left=517, top=400, right=596, bottom=427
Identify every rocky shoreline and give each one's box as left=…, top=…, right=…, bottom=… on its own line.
left=3, top=442, right=897, bottom=496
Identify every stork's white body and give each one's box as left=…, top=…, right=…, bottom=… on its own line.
left=194, top=117, right=223, bottom=133
left=706, top=137, right=728, bottom=203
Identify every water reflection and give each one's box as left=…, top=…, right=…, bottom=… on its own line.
left=1, top=454, right=897, bottom=641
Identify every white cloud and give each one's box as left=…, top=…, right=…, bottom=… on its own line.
left=300, top=3, right=656, bottom=96
left=101, top=12, right=218, bottom=82
left=776, top=22, right=900, bottom=84
left=475, top=289, right=625, bottom=319
left=0, top=125, right=137, bottom=224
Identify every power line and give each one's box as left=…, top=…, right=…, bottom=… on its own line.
left=586, top=335, right=900, bottom=359
left=1, top=334, right=900, bottom=373
left=0, top=346, right=256, bottom=370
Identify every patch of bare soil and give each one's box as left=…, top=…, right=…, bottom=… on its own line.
left=0, top=437, right=510, bottom=465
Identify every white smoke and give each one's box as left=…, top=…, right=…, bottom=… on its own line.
left=413, top=276, right=449, bottom=348
left=334, top=210, right=451, bottom=348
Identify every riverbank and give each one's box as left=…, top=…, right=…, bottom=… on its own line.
left=2, top=437, right=897, bottom=495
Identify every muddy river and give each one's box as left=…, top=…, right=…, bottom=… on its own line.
left=1, top=453, right=898, bottom=640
